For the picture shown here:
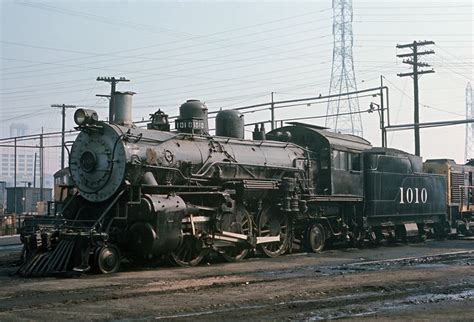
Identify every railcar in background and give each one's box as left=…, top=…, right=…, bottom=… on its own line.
left=423, top=159, right=474, bottom=235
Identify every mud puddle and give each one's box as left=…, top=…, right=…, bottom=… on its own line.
left=127, top=285, right=474, bottom=321
left=253, top=251, right=473, bottom=279
left=338, top=250, right=473, bottom=272
left=307, top=288, right=474, bottom=320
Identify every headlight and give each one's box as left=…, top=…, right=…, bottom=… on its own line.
left=74, top=109, right=98, bottom=126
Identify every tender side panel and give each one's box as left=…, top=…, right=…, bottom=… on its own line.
left=364, top=151, right=447, bottom=225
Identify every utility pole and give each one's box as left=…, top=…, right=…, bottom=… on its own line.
left=465, top=82, right=473, bottom=161
left=397, top=40, right=435, bottom=156
left=14, top=137, right=17, bottom=215
left=39, top=128, right=44, bottom=202
left=51, top=104, right=76, bottom=169
left=380, top=75, right=387, bottom=147
left=96, top=76, right=130, bottom=123
left=33, top=152, right=37, bottom=188
left=270, top=92, right=275, bottom=130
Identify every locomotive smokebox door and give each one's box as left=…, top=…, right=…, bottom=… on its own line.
left=69, top=124, right=127, bottom=202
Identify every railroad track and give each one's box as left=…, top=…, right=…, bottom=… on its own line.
left=0, top=244, right=22, bottom=252
left=0, top=240, right=472, bottom=320
left=0, top=235, right=22, bottom=254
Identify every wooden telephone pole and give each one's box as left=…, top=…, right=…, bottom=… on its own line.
left=51, top=104, right=76, bottom=169
left=396, top=40, right=435, bottom=156
left=96, top=76, right=130, bottom=122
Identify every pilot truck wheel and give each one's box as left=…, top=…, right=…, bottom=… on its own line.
left=303, top=224, right=326, bottom=253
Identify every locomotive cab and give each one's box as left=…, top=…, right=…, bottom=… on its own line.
left=267, top=123, right=371, bottom=197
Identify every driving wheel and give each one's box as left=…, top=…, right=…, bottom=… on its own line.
left=257, top=207, right=289, bottom=258
left=169, top=235, right=206, bottom=267
left=218, top=205, right=253, bottom=262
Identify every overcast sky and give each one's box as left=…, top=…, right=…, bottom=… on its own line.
left=1, top=0, right=472, bottom=166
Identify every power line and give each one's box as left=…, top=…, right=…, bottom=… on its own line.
left=19, top=2, right=332, bottom=43
left=1, top=41, right=334, bottom=102
left=1, top=36, right=333, bottom=82
left=355, top=4, right=473, bottom=9
left=382, top=77, right=465, bottom=118
left=1, top=12, right=332, bottom=76
left=19, top=2, right=198, bottom=38
left=0, top=44, right=332, bottom=99
left=1, top=61, right=389, bottom=120
left=355, top=19, right=473, bottom=23
left=1, top=22, right=330, bottom=76
left=0, top=32, right=332, bottom=82
left=435, top=45, right=474, bottom=66
left=355, top=12, right=473, bottom=16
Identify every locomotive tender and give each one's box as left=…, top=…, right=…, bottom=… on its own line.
left=18, top=91, right=449, bottom=276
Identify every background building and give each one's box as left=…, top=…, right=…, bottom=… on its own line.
left=0, top=181, right=6, bottom=215
left=6, top=186, right=52, bottom=214
left=0, top=123, right=59, bottom=190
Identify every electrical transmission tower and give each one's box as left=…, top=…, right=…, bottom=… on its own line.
left=325, top=0, right=363, bottom=137
left=396, top=40, right=435, bottom=156
left=465, top=82, right=473, bottom=161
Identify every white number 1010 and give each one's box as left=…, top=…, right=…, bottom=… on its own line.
left=399, top=187, right=427, bottom=204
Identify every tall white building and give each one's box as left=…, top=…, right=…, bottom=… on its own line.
left=0, top=123, right=59, bottom=189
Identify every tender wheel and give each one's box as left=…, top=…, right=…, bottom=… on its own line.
left=433, top=222, right=448, bottom=240
left=218, top=206, right=253, bottom=262
left=257, top=207, right=289, bottom=258
left=169, top=235, right=206, bottom=267
left=350, top=227, right=366, bottom=248
left=304, top=224, right=326, bottom=253
left=95, top=245, right=121, bottom=274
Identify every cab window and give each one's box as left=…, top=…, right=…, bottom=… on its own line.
left=334, top=150, right=361, bottom=171
left=349, top=153, right=361, bottom=171
left=334, top=150, right=348, bottom=170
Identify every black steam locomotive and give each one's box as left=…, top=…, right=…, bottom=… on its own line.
left=18, top=92, right=451, bottom=276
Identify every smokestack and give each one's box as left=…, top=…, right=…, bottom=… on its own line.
left=111, top=91, right=135, bottom=127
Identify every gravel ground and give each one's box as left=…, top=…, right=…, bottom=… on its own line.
left=0, top=239, right=472, bottom=321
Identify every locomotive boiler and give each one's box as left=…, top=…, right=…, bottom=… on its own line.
left=18, top=89, right=450, bottom=277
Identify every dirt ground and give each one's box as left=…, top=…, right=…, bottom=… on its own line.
left=0, top=239, right=473, bottom=321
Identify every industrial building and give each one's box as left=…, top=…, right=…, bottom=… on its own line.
left=6, top=186, right=52, bottom=214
